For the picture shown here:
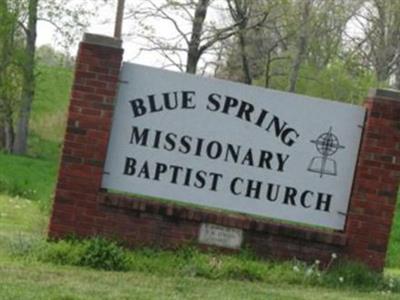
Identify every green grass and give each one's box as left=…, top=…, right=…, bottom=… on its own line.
left=0, top=65, right=72, bottom=211
left=0, top=194, right=47, bottom=259
left=387, top=198, right=400, bottom=268
left=0, top=193, right=399, bottom=299
left=0, top=153, right=57, bottom=211
left=29, top=64, right=72, bottom=161
left=0, top=196, right=400, bottom=299
left=1, top=261, right=399, bottom=300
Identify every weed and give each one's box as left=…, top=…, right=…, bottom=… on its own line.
left=79, top=237, right=130, bottom=271
left=38, top=239, right=84, bottom=266
left=7, top=233, right=43, bottom=258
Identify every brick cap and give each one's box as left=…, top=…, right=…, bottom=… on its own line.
left=83, top=33, right=122, bottom=49
left=368, top=88, right=400, bottom=101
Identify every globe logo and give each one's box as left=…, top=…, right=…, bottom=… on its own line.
left=308, top=127, right=345, bottom=177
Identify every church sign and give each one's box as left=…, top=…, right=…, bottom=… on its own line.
left=102, top=63, right=366, bottom=230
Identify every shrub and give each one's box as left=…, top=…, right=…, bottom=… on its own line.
left=79, top=237, right=129, bottom=271
left=37, top=237, right=129, bottom=272
left=38, top=239, right=84, bottom=266
left=323, top=260, right=385, bottom=290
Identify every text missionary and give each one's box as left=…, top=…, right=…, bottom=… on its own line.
left=121, top=90, right=333, bottom=213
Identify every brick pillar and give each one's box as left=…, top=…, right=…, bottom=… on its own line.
left=48, top=33, right=123, bottom=238
left=346, top=88, right=400, bottom=271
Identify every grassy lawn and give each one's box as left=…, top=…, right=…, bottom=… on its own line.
left=1, top=261, right=398, bottom=300
left=0, top=189, right=399, bottom=299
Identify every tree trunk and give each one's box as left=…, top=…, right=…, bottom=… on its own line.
left=264, top=50, right=272, bottom=88
left=394, top=61, right=400, bottom=90
left=186, top=0, right=210, bottom=74
left=287, top=0, right=312, bottom=93
left=13, top=0, right=38, bottom=154
left=228, top=0, right=252, bottom=84
left=4, top=115, right=14, bottom=153
left=0, top=119, right=4, bottom=149
left=238, top=30, right=252, bottom=84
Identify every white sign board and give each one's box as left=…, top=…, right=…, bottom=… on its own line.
left=102, top=63, right=365, bottom=230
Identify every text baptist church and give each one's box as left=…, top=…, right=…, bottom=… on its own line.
left=122, top=91, right=332, bottom=213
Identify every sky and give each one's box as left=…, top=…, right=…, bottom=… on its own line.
left=36, top=2, right=166, bottom=68
left=35, top=0, right=227, bottom=72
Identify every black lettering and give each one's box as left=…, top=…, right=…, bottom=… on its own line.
left=209, top=172, right=223, bottom=191
left=265, top=116, right=287, bottom=138
left=193, top=170, right=207, bottom=189
left=281, top=128, right=300, bottom=147
left=179, top=136, right=192, bottom=154
left=164, top=133, right=177, bottom=151
left=316, top=193, right=332, bottom=212
left=194, top=138, right=204, bottom=156
left=236, top=100, right=255, bottom=122
left=276, top=154, right=290, bottom=172
left=148, top=94, right=163, bottom=113
left=137, top=161, right=150, bottom=179
left=266, top=183, right=280, bottom=201
left=283, top=187, right=297, bottom=206
left=153, top=163, right=167, bottom=181
left=255, top=109, right=269, bottom=127
left=123, top=157, right=136, bottom=175
left=224, top=144, right=241, bottom=163
left=170, top=165, right=183, bottom=184
left=207, top=93, right=221, bottom=112
left=300, top=191, right=313, bottom=208
left=129, top=126, right=149, bottom=146
left=183, top=168, right=193, bottom=186
left=258, top=150, right=273, bottom=170
left=222, top=96, right=239, bottom=114
left=230, top=177, right=243, bottom=195
left=163, top=92, right=178, bottom=110
left=245, top=180, right=262, bottom=199
left=206, top=141, right=223, bottom=159
left=182, top=91, right=196, bottom=109
left=153, top=130, right=162, bottom=149
left=241, top=149, right=254, bottom=167
left=129, top=98, right=146, bottom=117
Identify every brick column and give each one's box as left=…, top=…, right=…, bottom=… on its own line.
left=345, top=88, right=400, bottom=271
left=48, top=33, right=123, bottom=238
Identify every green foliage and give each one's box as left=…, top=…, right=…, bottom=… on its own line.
left=1, top=189, right=400, bottom=297
left=29, top=64, right=72, bottom=161
left=38, top=239, right=85, bottom=266
left=127, top=246, right=270, bottom=282
left=79, top=237, right=130, bottom=271
left=36, top=44, right=74, bottom=68
left=294, top=61, right=377, bottom=105
left=0, top=152, right=56, bottom=211
left=7, top=233, right=42, bottom=258
left=31, top=240, right=400, bottom=293
left=254, top=59, right=377, bottom=104
left=324, top=261, right=381, bottom=288
left=37, top=237, right=130, bottom=272
left=387, top=194, right=400, bottom=268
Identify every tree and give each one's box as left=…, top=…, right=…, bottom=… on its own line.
left=36, top=44, right=74, bottom=68
left=130, top=0, right=262, bottom=74
left=12, top=0, right=98, bottom=154
left=227, top=0, right=268, bottom=84
left=0, top=0, right=22, bottom=152
left=13, top=0, right=38, bottom=154
left=287, top=0, right=312, bottom=92
left=216, top=0, right=294, bottom=86
left=346, top=0, right=400, bottom=86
